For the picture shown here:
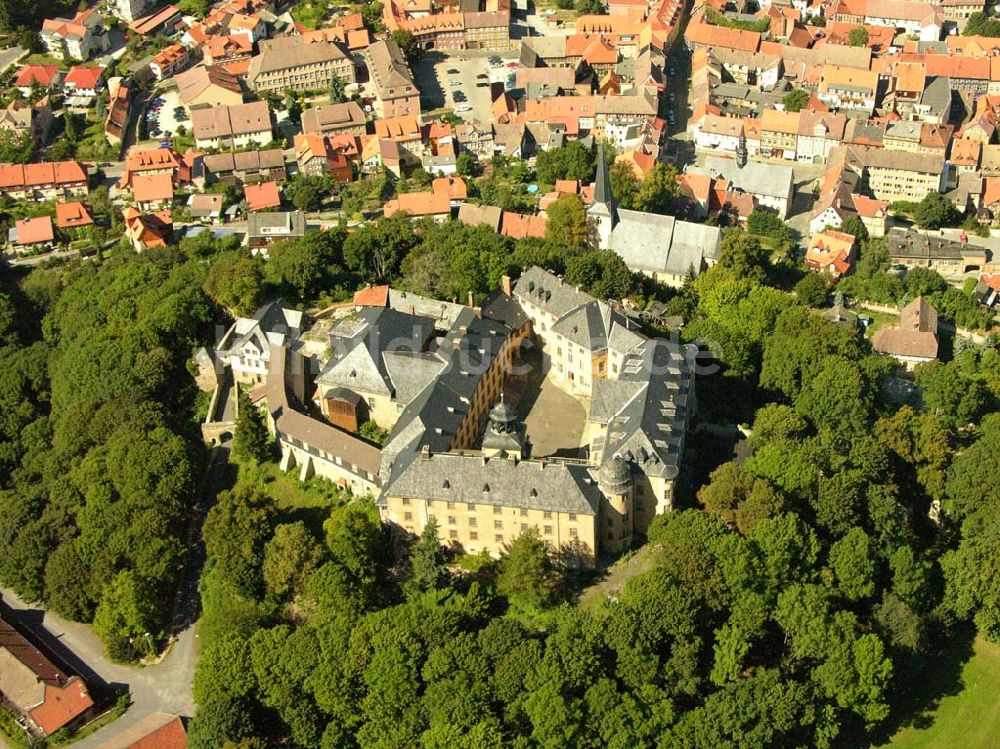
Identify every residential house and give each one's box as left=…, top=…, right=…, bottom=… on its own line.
left=55, top=201, right=93, bottom=231
left=15, top=65, right=61, bottom=97
left=188, top=193, right=223, bottom=223
left=373, top=115, right=424, bottom=167
left=203, top=35, right=254, bottom=68
left=760, top=109, right=801, bottom=161
left=861, top=148, right=946, bottom=202
left=247, top=211, right=307, bottom=254
left=817, top=65, right=880, bottom=113
left=116, top=0, right=152, bottom=23
left=129, top=4, right=183, bottom=36
left=882, top=121, right=953, bottom=154
left=191, top=101, right=273, bottom=150
left=105, top=81, right=130, bottom=147
left=150, top=44, right=193, bottom=81
left=887, top=228, right=986, bottom=279
left=832, top=0, right=941, bottom=40
left=62, top=65, right=105, bottom=103
left=8, top=216, right=55, bottom=252
left=805, top=229, right=856, bottom=278
left=203, top=148, right=286, bottom=185
left=500, top=211, right=548, bottom=239
left=93, top=712, right=187, bottom=749
left=120, top=148, right=183, bottom=189
left=0, top=99, right=53, bottom=146
left=40, top=8, right=108, bottom=61
left=175, top=65, right=245, bottom=111
left=383, top=188, right=453, bottom=221
left=0, top=616, right=94, bottom=738
left=455, top=121, right=495, bottom=160
left=245, top=180, right=281, bottom=212
left=247, top=36, right=355, bottom=93
left=123, top=207, right=173, bottom=250
left=457, top=203, right=502, bottom=231
left=702, top=155, right=794, bottom=218
left=363, top=39, right=420, bottom=119
left=300, top=102, right=367, bottom=137
left=0, top=161, right=88, bottom=200
left=872, top=296, right=939, bottom=370
left=950, top=138, right=981, bottom=174
left=131, top=172, right=175, bottom=210
left=214, top=299, right=303, bottom=385
left=693, top=114, right=744, bottom=152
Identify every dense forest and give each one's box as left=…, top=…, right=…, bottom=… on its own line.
left=0, top=217, right=998, bottom=747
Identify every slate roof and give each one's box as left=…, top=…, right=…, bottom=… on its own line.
left=379, top=452, right=601, bottom=514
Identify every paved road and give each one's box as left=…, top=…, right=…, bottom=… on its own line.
left=0, top=46, right=26, bottom=73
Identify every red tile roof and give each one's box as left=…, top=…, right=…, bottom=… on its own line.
left=132, top=173, right=175, bottom=203
left=0, top=161, right=87, bottom=190
left=353, top=284, right=390, bottom=306
left=15, top=65, right=59, bottom=88
left=500, top=211, right=547, bottom=239
left=64, top=65, right=105, bottom=91
left=55, top=201, right=94, bottom=229
left=15, top=216, right=55, bottom=244
left=245, top=180, right=281, bottom=211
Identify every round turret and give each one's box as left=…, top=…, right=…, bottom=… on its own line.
left=489, top=396, right=518, bottom=433
left=599, top=455, right=632, bottom=495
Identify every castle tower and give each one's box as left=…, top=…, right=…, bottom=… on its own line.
left=588, top=142, right=618, bottom=251
left=482, top=394, right=525, bottom=460
left=598, top=454, right=633, bottom=554
left=736, top=130, right=748, bottom=169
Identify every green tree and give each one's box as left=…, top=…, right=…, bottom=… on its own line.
left=535, top=141, right=595, bottom=184
left=456, top=151, right=478, bottom=178
left=92, top=570, right=159, bottom=660
left=263, top=522, right=325, bottom=599
left=847, top=27, right=869, bottom=46
left=498, top=527, right=559, bottom=610
left=406, top=519, right=447, bottom=593
left=794, top=273, right=830, bottom=307
left=203, top=484, right=278, bottom=597
left=714, top=230, right=770, bottom=284
left=546, top=194, right=592, bottom=249
left=265, top=228, right=344, bottom=298
left=232, top=392, right=272, bottom=465
left=913, top=191, right=961, bottom=230
left=610, top=161, right=639, bottom=209
left=942, top=513, right=1000, bottom=641
left=0, top=128, right=36, bottom=163
left=391, top=30, right=422, bottom=62
left=343, top=213, right=418, bottom=283
left=840, top=216, right=869, bottom=240
left=828, top=527, right=876, bottom=600
left=782, top=88, right=809, bottom=112
left=203, top=252, right=265, bottom=316
left=328, top=74, right=347, bottom=104
left=361, top=0, right=385, bottom=31
left=633, top=162, right=682, bottom=216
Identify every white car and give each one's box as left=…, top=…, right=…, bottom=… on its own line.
left=449, top=79, right=462, bottom=86
left=455, top=104, right=473, bottom=112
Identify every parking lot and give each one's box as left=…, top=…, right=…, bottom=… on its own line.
left=412, top=52, right=516, bottom=124
left=142, top=88, right=187, bottom=145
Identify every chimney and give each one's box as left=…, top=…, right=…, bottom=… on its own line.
left=467, top=290, right=474, bottom=307
left=421, top=444, right=431, bottom=460
left=501, top=274, right=512, bottom=295
left=557, top=275, right=564, bottom=287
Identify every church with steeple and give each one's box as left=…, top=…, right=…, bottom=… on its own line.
left=586, top=142, right=724, bottom=287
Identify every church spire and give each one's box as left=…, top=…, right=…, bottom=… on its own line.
left=593, top=141, right=616, bottom=209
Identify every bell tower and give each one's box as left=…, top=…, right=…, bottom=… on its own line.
left=482, top=394, right=526, bottom=460
left=588, top=142, right=618, bottom=251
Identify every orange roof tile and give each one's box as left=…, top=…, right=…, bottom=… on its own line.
left=353, top=284, right=390, bottom=306
left=500, top=211, right=547, bottom=239
left=244, top=181, right=281, bottom=211
left=55, top=201, right=93, bottom=229
left=14, top=215, right=54, bottom=244
left=132, top=173, right=175, bottom=203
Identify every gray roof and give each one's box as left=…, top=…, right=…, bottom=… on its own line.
left=249, top=36, right=347, bottom=78
left=247, top=211, right=306, bottom=237
left=513, top=265, right=596, bottom=319
left=317, top=307, right=437, bottom=398
left=379, top=452, right=601, bottom=515
left=608, top=210, right=722, bottom=276
left=215, top=298, right=303, bottom=355
left=703, top=155, right=794, bottom=200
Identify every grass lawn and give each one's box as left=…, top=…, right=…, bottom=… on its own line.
left=862, top=311, right=900, bottom=339
left=291, top=0, right=332, bottom=29
left=234, top=458, right=348, bottom=536
left=880, top=636, right=1000, bottom=749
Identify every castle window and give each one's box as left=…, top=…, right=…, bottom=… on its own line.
left=543, top=511, right=552, bottom=519
left=495, top=534, right=504, bottom=542
left=402, top=498, right=411, bottom=506
left=494, top=520, right=502, bottom=530
left=544, top=525, right=552, bottom=535
left=493, top=505, right=502, bottom=514
left=570, top=528, right=578, bottom=538
left=469, top=517, right=477, bottom=528
left=448, top=516, right=456, bottom=525
left=404, top=512, right=413, bottom=521
left=569, top=514, right=577, bottom=522
left=520, top=508, right=528, bottom=517
left=470, top=531, right=478, bottom=541
left=447, top=501, right=456, bottom=509
left=449, top=530, right=458, bottom=539
left=520, top=523, right=528, bottom=532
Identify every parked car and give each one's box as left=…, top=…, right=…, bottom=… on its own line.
left=476, top=73, right=489, bottom=79
left=476, top=81, right=490, bottom=88
left=506, top=61, right=518, bottom=68
left=455, top=105, right=472, bottom=112
left=159, top=140, right=173, bottom=148
left=447, top=68, right=460, bottom=74
left=149, top=129, right=161, bottom=137
left=449, top=79, right=461, bottom=86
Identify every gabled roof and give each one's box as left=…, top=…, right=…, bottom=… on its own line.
left=14, top=216, right=54, bottom=244
left=64, top=66, right=105, bottom=91
left=244, top=180, right=281, bottom=211
left=55, top=201, right=93, bottom=229
left=15, top=65, right=59, bottom=88
left=132, top=172, right=174, bottom=203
